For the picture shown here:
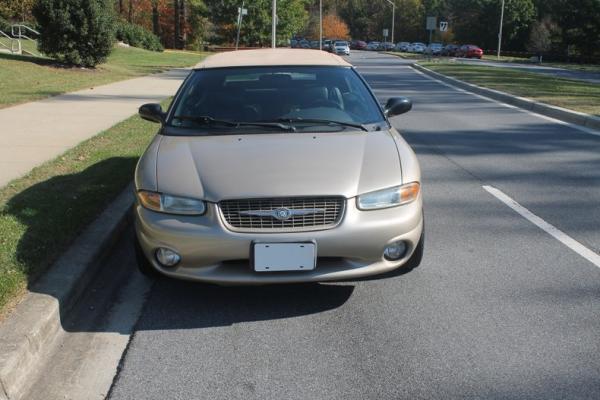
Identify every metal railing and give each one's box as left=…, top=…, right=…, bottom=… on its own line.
left=11, top=24, right=40, bottom=40
left=8, top=24, right=40, bottom=56
left=0, top=29, right=20, bottom=54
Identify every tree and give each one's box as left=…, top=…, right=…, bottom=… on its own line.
left=204, top=0, right=308, bottom=46
left=322, top=13, right=350, bottom=39
left=527, top=17, right=558, bottom=61
left=552, top=0, right=600, bottom=61
left=0, top=0, right=35, bottom=22
left=33, top=0, right=115, bottom=67
left=336, top=0, right=426, bottom=42
left=449, top=0, right=536, bottom=50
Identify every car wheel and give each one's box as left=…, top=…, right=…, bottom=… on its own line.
left=405, top=227, right=424, bottom=270
left=134, top=234, right=162, bottom=278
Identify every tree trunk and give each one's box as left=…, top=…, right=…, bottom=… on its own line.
left=119, top=0, right=123, bottom=15
left=128, top=0, right=133, bottom=23
left=152, top=1, right=161, bottom=36
left=180, top=0, right=186, bottom=48
left=174, top=0, right=181, bottom=49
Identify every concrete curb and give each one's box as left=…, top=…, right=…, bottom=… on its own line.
left=0, top=185, right=134, bottom=400
left=411, top=63, right=600, bottom=132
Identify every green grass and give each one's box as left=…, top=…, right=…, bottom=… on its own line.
left=387, top=51, right=425, bottom=60
left=0, top=99, right=169, bottom=316
left=481, top=54, right=600, bottom=74
left=420, top=62, right=600, bottom=116
left=482, top=54, right=530, bottom=63
left=0, top=46, right=207, bottom=108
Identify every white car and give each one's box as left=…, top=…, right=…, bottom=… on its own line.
left=395, top=42, right=410, bottom=52
left=334, top=41, right=350, bottom=56
left=409, top=42, right=426, bottom=53
left=366, top=41, right=380, bottom=51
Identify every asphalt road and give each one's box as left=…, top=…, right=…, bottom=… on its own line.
left=86, top=51, right=600, bottom=400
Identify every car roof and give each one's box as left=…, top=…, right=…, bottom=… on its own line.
left=195, top=49, right=351, bottom=69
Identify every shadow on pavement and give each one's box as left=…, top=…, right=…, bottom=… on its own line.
left=139, top=277, right=355, bottom=331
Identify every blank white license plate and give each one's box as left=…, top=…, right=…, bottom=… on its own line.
left=253, top=243, right=316, bottom=272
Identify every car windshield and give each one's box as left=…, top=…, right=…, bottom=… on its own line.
left=169, top=66, right=385, bottom=134
left=335, top=41, right=347, bottom=46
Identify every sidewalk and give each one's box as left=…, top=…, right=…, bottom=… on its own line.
left=0, top=68, right=190, bottom=188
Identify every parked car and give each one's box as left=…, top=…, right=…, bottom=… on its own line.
left=352, top=40, right=368, bottom=50
left=290, top=39, right=298, bottom=48
left=425, top=43, right=443, bottom=56
left=323, top=39, right=333, bottom=52
left=309, top=40, right=320, bottom=49
left=380, top=42, right=395, bottom=51
left=334, top=40, right=351, bottom=56
left=135, top=48, right=424, bottom=284
left=366, top=41, right=380, bottom=51
left=409, top=42, right=426, bottom=53
left=299, top=39, right=310, bottom=49
left=441, top=44, right=459, bottom=56
left=457, top=44, right=483, bottom=59
left=395, top=42, right=410, bottom=52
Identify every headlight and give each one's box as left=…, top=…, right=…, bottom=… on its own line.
left=357, top=182, right=420, bottom=210
left=137, top=190, right=206, bottom=215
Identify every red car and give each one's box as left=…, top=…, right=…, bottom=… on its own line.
left=351, top=40, right=368, bottom=50
left=457, top=44, right=483, bottom=59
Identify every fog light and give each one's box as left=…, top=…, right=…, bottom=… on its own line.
left=155, top=248, right=181, bottom=267
left=384, top=241, right=407, bottom=261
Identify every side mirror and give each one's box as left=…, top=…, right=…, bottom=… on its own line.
left=384, top=97, right=412, bottom=118
left=139, top=103, right=165, bottom=124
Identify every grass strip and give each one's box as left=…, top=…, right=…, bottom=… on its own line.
left=0, top=99, right=169, bottom=315
left=0, top=46, right=206, bottom=108
left=420, top=62, right=600, bottom=116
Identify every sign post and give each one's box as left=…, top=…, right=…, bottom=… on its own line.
left=426, top=16, right=437, bottom=44
left=439, top=21, right=448, bottom=32
left=235, top=3, right=248, bottom=50
left=384, top=0, right=395, bottom=44
left=383, top=28, right=389, bottom=42
left=272, top=0, right=277, bottom=48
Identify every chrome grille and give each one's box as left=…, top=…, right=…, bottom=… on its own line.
left=219, top=197, right=345, bottom=232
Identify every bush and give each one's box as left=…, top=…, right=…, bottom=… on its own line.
left=0, top=16, right=11, bottom=33
left=32, top=0, right=115, bottom=67
left=115, top=21, right=163, bottom=52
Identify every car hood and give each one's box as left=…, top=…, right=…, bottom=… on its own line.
left=154, top=130, right=402, bottom=202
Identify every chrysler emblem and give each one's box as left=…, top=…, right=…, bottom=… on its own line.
left=274, top=208, right=292, bottom=220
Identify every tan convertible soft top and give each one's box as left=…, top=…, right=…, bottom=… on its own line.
left=195, top=48, right=352, bottom=69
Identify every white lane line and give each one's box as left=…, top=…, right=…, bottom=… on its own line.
left=483, top=185, right=600, bottom=268
left=410, top=68, right=600, bottom=137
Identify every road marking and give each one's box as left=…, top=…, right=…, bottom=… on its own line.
left=483, top=185, right=600, bottom=268
left=410, top=67, right=600, bottom=137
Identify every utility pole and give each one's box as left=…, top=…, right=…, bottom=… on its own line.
left=385, top=0, right=395, bottom=44
left=497, top=0, right=505, bottom=59
left=272, top=0, right=277, bottom=48
left=319, top=0, right=323, bottom=50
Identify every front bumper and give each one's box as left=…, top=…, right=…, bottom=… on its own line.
left=135, top=195, right=423, bottom=284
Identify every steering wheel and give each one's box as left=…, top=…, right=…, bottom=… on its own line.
left=307, top=99, right=342, bottom=109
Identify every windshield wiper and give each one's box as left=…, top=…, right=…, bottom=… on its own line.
left=172, top=115, right=295, bottom=132
left=272, top=118, right=369, bottom=132
left=173, top=115, right=238, bottom=126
